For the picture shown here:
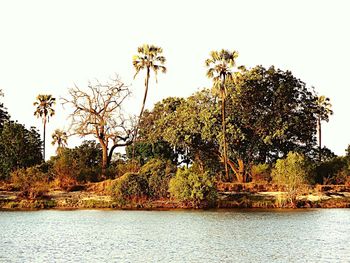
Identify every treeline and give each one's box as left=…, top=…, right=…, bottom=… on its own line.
left=0, top=46, right=349, bottom=207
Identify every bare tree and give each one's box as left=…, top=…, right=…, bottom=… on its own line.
left=62, top=76, right=134, bottom=178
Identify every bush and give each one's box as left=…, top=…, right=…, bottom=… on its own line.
left=169, top=167, right=217, bottom=207
left=11, top=166, right=49, bottom=198
left=314, top=156, right=349, bottom=185
left=51, top=150, right=80, bottom=190
left=251, top=163, right=271, bottom=183
left=49, top=141, right=104, bottom=189
left=271, top=152, right=310, bottom=205
left=140, top=158, right=176, bottom=199
left=112, top=173, right=149, bottom=203
left=115, top=160, right=141, bottom=178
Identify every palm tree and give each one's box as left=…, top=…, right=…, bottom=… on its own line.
left=205, top=49, right=238, bottom=181
left=132, top=44, right=166, bottom=139
left=316, top=95, right=333, bottom=161
left=34, top=94, right=56, bottom=160
left=51, top=129, right=68, bottom=153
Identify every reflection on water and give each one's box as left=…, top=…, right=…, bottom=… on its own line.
left=0, top=209, right=349, bottom=262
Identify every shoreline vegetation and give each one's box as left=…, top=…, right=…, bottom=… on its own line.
left=1, top=46, right=350, bottom=211
left=1, top=182, right=349, bottom=210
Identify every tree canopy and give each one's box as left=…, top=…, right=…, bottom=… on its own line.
left=0, top=122, right=43, bottom=179
left=138, top=65, right=321, bottom=182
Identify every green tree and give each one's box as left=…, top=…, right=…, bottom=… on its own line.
left=0, top=89, right=10, bottom=129
left=51, top=129, right=68, bottom=153
left=34, top=94, right=56, bottom=160
left=137, top=93, right=221, bottom=172
left=225, top=66, right=319, bottom=181
left=136, top=97, right=187, bottom=164
left=133, top=44, right=166, bottom=141
left=205, top=49, right=239, bottom=180
left=50, top=140, right=103, bottom=184
left=126, top=140, right=177, bottom=165
left=316, top=95, right=333, bottom=162
left=0, top=122, right=43, bottom=180
left=137, top=65, right=320, bottom=183
left=271, top=152, right=310, bottom=206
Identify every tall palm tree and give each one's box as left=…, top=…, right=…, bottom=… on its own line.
left=132, top=44, right=166, bottom=140
left=316, top=95, right=333, bottom=161
left=34, top=94, right=56, bottom=160
left=205, top=49, right=238, bottom=181
left=51, top=129, right=68, bottom=154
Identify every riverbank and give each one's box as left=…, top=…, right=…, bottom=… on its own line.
left=1, top=183, right=349, bottom=210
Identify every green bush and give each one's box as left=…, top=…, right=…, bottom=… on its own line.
left=51, top=150, right=80, bottom=190
left=251, top=163, right=271, bottom=183
left=140, top=158, right=176, bottom=199
left=49, top=141, right=104, bottom=188
left=271, top=152, right=310, bottom=205
left=112, top=172, right=149, bottom=202
left=11, top=166, right=49, bottom=198
left=115, top=160, right=141, bottom=178
left=314, top=156, right=349, bottom=185
left=169, top=167, right=217, bottom=207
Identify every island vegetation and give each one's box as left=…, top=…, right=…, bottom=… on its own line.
left=0, top=45, right=349, bottom=210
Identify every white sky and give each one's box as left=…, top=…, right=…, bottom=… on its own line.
left=0, top=0, right=349, bottom=159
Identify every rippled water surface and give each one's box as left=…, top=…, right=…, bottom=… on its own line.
left=0, top=209, right=349, bottom=262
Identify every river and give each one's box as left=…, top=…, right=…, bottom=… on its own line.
left=0, top=209, right=349, bottom=262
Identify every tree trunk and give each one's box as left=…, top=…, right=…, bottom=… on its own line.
left=101, top=145, right=108, bottom=180
left=227, top=158, right=245, bottom=183
left=318, top=116, right=321, bottom=162
left=43, top=118, right=46, bottom=161
left=222, top=97, right=229, bottom=181
left=221, top=75, right=229, bottom=181
left=139, top=66, right=150, bottom=126
left=133, top=66, right=150, bottom=158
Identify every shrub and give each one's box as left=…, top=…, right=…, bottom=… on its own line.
left=169, top=167, right=217, bottom=207
left=11, top=166, right=49, bottom=198
left=49, top=141, right=105, bottom=189
left=51, top=150, right=80, bottom=190
left=112, top=173, right=149, bottom=203
left=251, top=163, right=271, bottom=183
left=314, top=156, right=349, bottom=185
left=271, top=152, right=310, bottom=205
left=115, top=160, right=141, bottom=178
left=140, top=158, right=176, bottom=199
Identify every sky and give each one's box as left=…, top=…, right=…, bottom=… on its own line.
left=0, top=0, right=349, bottom=159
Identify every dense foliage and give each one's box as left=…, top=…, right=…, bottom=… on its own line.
left=169, top=167, right=217, bottom=207
left=112, top=172, right=149, bottom=203
left=1, top=48, right=349, bottom=207
left=0, top=90, right=10, bottom=129
left=11, top=166, right=48, bottom=198
left=271, top=152, right=310, bottom=204
left=139, top=158, right=176, bottom=198
left=137, top=66, right=322, bottom=182
left=49, top=140, right=103, bottom=187
left=0, top=122, right=43, bottom=180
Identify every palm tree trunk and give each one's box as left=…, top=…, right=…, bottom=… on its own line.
left=220, top=74, right=229, bottom=181
left=222, top=97, right=229, bottom=181
left=139, top=66, right=150, bottom=124
left=133, top=66, right=150, bottom=158
left=43, top=118, right=46, bottom=161
left=318, top=116, right=321, bottom=162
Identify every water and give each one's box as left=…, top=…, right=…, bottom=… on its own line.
left=0, top=209, right=349, bottom=262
